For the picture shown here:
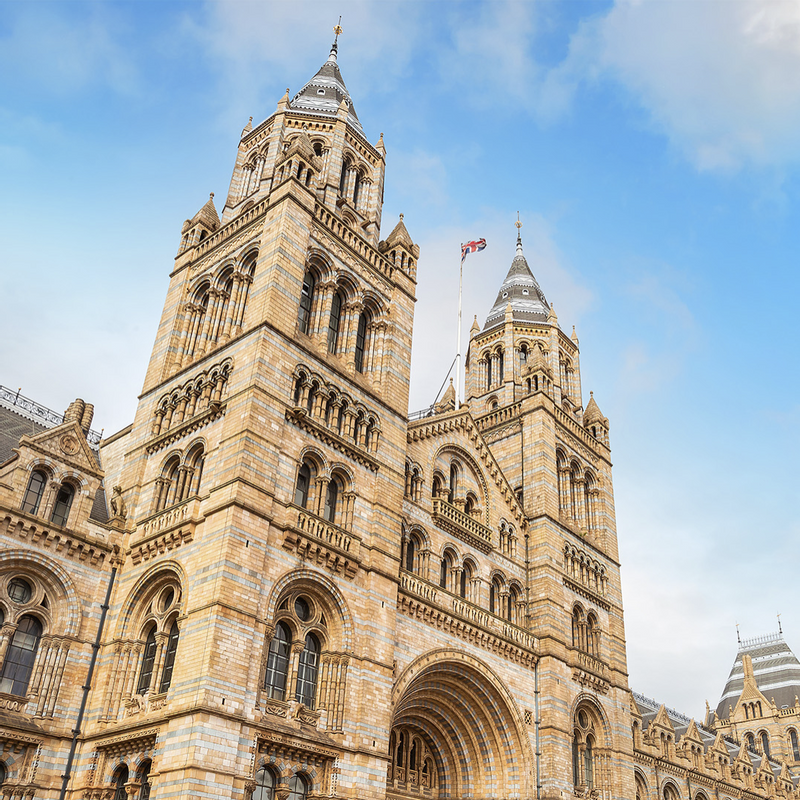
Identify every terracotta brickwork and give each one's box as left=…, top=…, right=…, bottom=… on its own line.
left=2, top=39, right=799, bottom=800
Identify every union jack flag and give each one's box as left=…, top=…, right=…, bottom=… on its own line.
left=461, top=238, right=487, bottom=263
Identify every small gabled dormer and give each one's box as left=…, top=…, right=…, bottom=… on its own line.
left=274, top=127, right=323, bottom=192
left=178, top=193, right=220, bottom=255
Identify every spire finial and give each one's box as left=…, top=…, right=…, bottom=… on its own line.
left=329, top=17, right=343, bottom=63
left=778, top=612, right=783, bottom=634
left=737, top=623, right=741, bottom=644
left=515, top=212, right=523, bottom=254
left=209, top=192, right=214, bottom=200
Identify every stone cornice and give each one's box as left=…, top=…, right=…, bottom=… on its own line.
left=145, top=402, right=226, bottom=454
left=563, top=576, right=611, bottom=612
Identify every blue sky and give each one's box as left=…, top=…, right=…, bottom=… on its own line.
left=2, top=0, right=800, bottom=718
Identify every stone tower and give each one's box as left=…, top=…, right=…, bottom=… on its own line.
left=86, top=36, right=419, bottom=799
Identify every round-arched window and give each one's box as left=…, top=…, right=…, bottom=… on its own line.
left=7, top=578, right=32, bottom=604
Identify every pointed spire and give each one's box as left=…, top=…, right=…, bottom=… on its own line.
left=571, top=324, right=579, bottom=345
left=189, top=192, right=220, bottom=232
left=470, top=314, right=480, bottom=337
left=483, top=216, right=549, bottom=331
left=375, top=131, right=386, bottom=157
left=242, top=116, right=253, bottom=137
left=288, top=26, right=362, bottom=133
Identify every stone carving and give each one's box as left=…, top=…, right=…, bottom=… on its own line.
left=110, top=486, right=126, bottom=519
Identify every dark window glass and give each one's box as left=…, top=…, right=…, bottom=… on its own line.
left=439, top=555, right=449, bottom=589
left=459, top=569, right=467, bottom=598
left=339, top=162, right=348, bottom=195
left=489, top=582, right=496, bottom=614
left=113, top=765, right=129, bottom=800
left=352, top=173, right=361, bottom=207
left=498, top=351, right=504, bottom=382
left=137, top=629, right=158, bottom=694
left=137, top=760, right=151, bottom=800
left=405, top=537, right=416, bottom=572
left=298, top=271, right=315, bottom=334
left=294, top=464, right=310, bottom=508
left=50, top=484, right=74, bottom=527
left=572, top=734, right=580, bottom=787
left=354, top=312, right=367, bottom=372
left=253, top=766, right=275, bottom=800
left=295, top=633, right=320, bottom=708
left=264, top=622, right=291, bottom=700
left=0, top=761, right=5, bottom=785
left=328, top=292, right=342, bottom=353
left=791, top=729, right=799, bottom=760
left=761, top=732, right=771, bottom=759
left=158, top=620, right=180, bottom=693
left=287, top=774, right=308, bottom=800
left=21, top=471, right=46, bottom=515
left=584, top=736, right=594, bottom=788
left=8, top=578, right=32, bottom=604
left=448, top=465, right=457, bottom=504
left=294, top=597, right=310, bottom=622
left=0, top=615, right=42, bottom=695
left=324, top=480, right=338, bottom=523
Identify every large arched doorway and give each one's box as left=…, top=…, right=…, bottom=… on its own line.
left=387, top=652, right=532, bottom=799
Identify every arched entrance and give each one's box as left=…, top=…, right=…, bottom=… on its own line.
left=387, top=651, right=532, bottom=799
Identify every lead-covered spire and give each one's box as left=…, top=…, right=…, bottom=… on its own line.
left=288, top=23, right=362, bottom=133
left=484, top=219, right=549, bottom=330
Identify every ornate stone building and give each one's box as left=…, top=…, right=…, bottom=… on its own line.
left=0, top=34, right=799, bottom=800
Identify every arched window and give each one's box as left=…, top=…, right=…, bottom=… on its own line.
left=439, top=552, right=451, bottom=589
left=294, top=462, right=312, bottom=508
left=352, top=172, right=361, bottom=207
left=295, top=633, right=320, bottom=708
left=158, top=620, right=180, bottom=693
left=584, top=734, right=594, bottom=789
left=157, top=455, right=181, bottom=511
left=328, top=291, right=344, bottom=353
left=574, top=707, right=600, bottom=790
left=405, top=536, right=416, bottom=572
left=489, top=578, right=501, bottom=614
left=745, top=732, right=755, bottom=752
left=354, top=311, right=368, bottom=373
left=185, top=445, right=205, bottom=499
left=21, top=470, right=47, bottom=515
left=50, top=483, right=75, bottom=527
left=572, top=606, right=584, bottom=650
left=0, top=615, right=42, bottom=695
left=507, top=586, right=519, bottom=622
left=791, top=729, right=799, bottom=760
left=760, top=731, right=770, bottom=759
left=432, top=475, right=442, bottom=498
left=298, top=270, right=315, bottom=334
left=487, top=357, right=493, bottom=389
left=253, top=766, right=276, bottom=800
left=448, top=463, right=458, bottom=504
left=324, top=478, right=338, bottom=523
left=498, top=350, right=504, bottom=382
left=136, top=627, right=158, bottom=694
left=112, top=765, right=129, bottom=800
left=339, top=160, right=348, bottom=196
left=460, top=562, right=473, bottom=600
left=136, top=760, right=152, bottom=800
left=464, top=492, right=476, bottom=516
left=586, top=613, right=598, bottom=657
left=264, top=621, right=291, bottom=700
left=287, top=774, right=309, bottom=800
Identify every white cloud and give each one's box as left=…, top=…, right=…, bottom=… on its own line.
left=574, top=0, right=800, bottom=171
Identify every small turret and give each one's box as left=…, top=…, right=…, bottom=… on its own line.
left=583, top=392, right=609, bottom=446
left=380, top=214, right=419, bottom=279
left=179, top=193, right=220, bottom=254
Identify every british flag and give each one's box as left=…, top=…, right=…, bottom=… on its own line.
left=461, top=238, right=487, bottom=263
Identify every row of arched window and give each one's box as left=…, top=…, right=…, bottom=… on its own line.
left=572, top=604, right=601, bottom=658
left=21, top=468, right=77, bottom=528
left=294, top=454, right=354, bottom=530
left=402, top=534, right=524, bottom=624
left=573, top=705, right=605, bottom=791
left=388, top=728, right=437, bottom=790
left=291, top=367, right=381, bottom=453
left=557, top=450, right=599, bottom=532
left=251, top=767, right=310, bottom=800
left=175, top=251, right=257, bottom=366
left=563, top=544, right=608, bottom=596
left=151, top=360, right=232, bottom=437
left=110, top=760, right=151, bottom=800
left=153, top=443, right=205, bottom=513
left=478, top=345, right=505, bottom=391
left=297, top=262, right=385, bottom=377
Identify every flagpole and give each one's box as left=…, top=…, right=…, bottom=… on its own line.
left=456, top=251, right=463, bottom=407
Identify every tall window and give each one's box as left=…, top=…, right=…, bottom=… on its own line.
left=761, top=731, right=771, bottom=759
left=745, top=733, right=755, bottom=752
left=50, top=483, right=75, bottom=527
left=498, top=350, right=504, bottom=382
left=324, top=479, right=338, bottom=523
left=439, top=552, right=450, bottom=589
left=405, top=536, right=417, bottom=572
left=158, top=620, right=180, bottom=693
left=354, top=312, right=368, bottom=372
left=448, top=464, right=458, bottom=504
left=294, top=463, right=311, bottom=508
left=137, top=628, right=158, bottom=694
left=791, top=729, right=800, bottom=761
left=0, top=615, right=42, bottom=695
left=21, top=470, right=47, bottom=515
left=112, top=765, right=129, bottom=800
left=328, top=291, right=343, bottom=353
left=137, top=760, right=152, bottom=800
left=264, top=622, right=291, bottom=700
left=287, top=775, right=309, bottom=800
left=489, top=579, right=500, bottom=614
left=295, top=633, right=320, bottom=708
left=352, top=172, right=361, bottom=207
left=339, top=161, right=348, bottom=196
left=253, top=766, right=276, bottom=800
left=298, top=271, right=315, bottom=334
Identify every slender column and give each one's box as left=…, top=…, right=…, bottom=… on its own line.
left=45, top=642, right=69, bottom=717
left=343, top=493, right=355, bottom=530
left=102, top=643, right=123, bottom=720
left=124, top=644, right=142, bottom=698
left=288, top=641, right=305, bottom=703
left=314, top=478, right=329, bottom=518
left=234, top=275, right=252, bottom=333
left=151, top=633, right=168, bottom=693
left=151, top=408, right=166, bottom=437
left=222, top=275, right=243, bottom=341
